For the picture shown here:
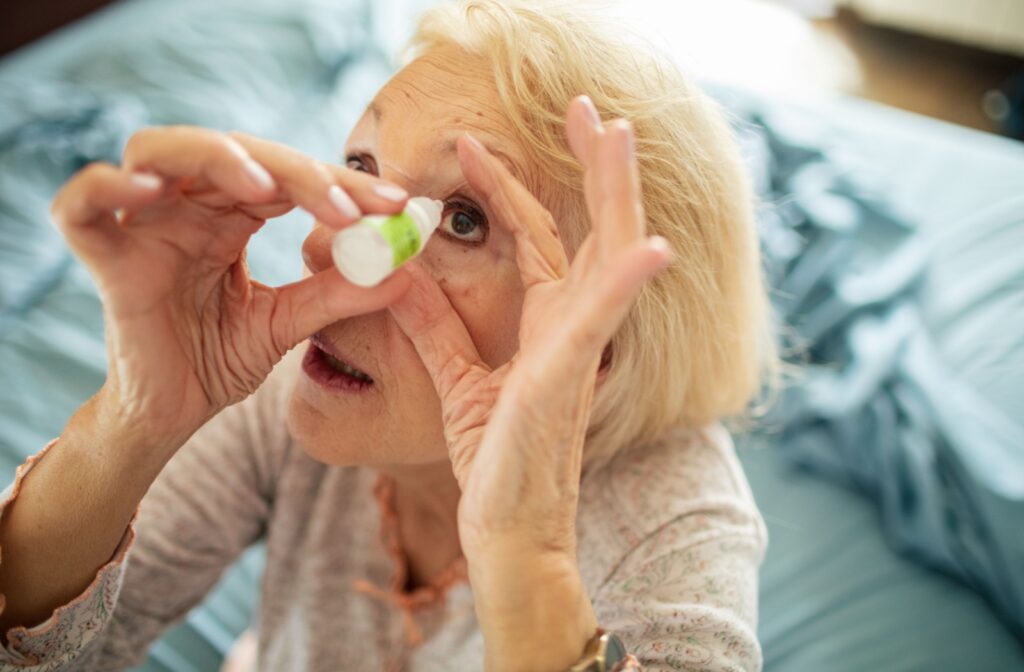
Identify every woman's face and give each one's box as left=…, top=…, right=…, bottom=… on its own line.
left=286, top=49, right=532, bottom=467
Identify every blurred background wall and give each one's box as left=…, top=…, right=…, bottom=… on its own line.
left=598, top=0, right=1024, bottom=139
left=4, top=1, right=1022, bottom=138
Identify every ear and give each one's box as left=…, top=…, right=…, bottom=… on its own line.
left=595, top=342, right=613, bottom=388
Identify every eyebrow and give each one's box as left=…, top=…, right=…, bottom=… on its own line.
left=364, top=100, right=525, bottom=182
left=439, top=137, right=526, bottom=185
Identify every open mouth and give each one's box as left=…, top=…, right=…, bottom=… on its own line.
left=302, top=333, right=375, bottom=392
left=320, top=349, right=373, bottom=383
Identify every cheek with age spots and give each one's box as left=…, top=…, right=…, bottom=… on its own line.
left=435, top=272, right=476, bottom=307
left=418, top=251, right=522, bottom=364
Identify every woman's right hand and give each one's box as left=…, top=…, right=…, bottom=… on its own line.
left=51, top=126, right=412, bottom=451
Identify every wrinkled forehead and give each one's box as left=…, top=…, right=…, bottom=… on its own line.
left=349, top=48, right=533, bottom=186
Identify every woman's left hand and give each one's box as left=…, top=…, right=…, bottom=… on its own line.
left=388, top=95, right=671, bottom=672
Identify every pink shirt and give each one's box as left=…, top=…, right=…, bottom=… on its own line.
left=0, top=360, right=766, bottom=671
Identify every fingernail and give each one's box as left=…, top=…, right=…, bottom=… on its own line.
left=613, top=119, right=635, bottom=153
left=329, top=185, right=361, bottom=220
left=372, top=182, right=408, bottom=202
left=463, top=132, right=484, bottom=152
left=580, top=96, right=601, bottom=127
left=130, top=172, right=162, bottom=191
left=243, top=159, right=276, bottom=191
left=650, top=235, right=672, bottom=259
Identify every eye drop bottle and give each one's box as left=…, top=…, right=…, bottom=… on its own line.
left=331, top=196, right=443, bottom=287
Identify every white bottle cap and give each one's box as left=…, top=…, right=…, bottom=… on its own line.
left=331, top=224, right=393, bottom=288
left=406, top=196, right=443, bottom=239
left=331, top=196, right=444, bottom=288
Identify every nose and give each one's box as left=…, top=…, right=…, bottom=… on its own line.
left=301, top=222, right=335, bottom=274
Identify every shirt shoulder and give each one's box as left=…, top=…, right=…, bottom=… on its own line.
left=575, top=424, right=766, bottom=596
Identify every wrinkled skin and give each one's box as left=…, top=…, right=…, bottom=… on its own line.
left=51, top=47, right=670, bottom=670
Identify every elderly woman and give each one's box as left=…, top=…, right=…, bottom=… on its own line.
left=0, top=1, right=774, bottom=670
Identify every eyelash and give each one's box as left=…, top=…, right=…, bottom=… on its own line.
left=344, top=154, right=488, bottom=246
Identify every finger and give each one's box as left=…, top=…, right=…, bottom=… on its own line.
left=122, top=126, right=277, bottom=204
left=566, top=95, right=602, bottom=167
left=270, top=264, right=413, bottom=351
left=51, top=163, right=164, bottom=256
left=386, top=261, right=487, bottom=401
left=456, top=133, right=569, bottom=288
left=593, top=119, right=646, bottom=263
left=567, top=232, right=597, bottom=279
left=566, top=95, right=605, bottom=236
left=230, top=132, right=409, bottom=230
left=567, top=236, right=672, bottom=364
left=234, top=200, right=298, bottom=222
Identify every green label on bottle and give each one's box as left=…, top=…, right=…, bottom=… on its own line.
left=372, top=212, right=422, bottom=269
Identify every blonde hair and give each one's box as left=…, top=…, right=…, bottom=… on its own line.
left=407, top=0, right=778, bottom=472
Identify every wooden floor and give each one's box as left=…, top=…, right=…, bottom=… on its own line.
left=817, top=10, right=1022, bottom=135
left=618, top=0, right=1023, bottom=139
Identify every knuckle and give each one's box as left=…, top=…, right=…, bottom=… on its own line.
left=209, top=131, right=247, bottom=162
left=224, top=131, right=260, bottom=161
left=51, top=162, right=112, bottom=227
left=50, top=193, right=82, bottom=233
left=436, top=352, right=471, bottom=399
left=308, top=160, right=335, bottom=187
left=539, top=209, right=561, bottom=239
left=122, top=126, right=160, bottom=164
left=78, top=161, right=114, bottom=183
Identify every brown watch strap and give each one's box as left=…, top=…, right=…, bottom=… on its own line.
left=567, top=627, right=625, bottom=672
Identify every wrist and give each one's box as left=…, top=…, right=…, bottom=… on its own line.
left=482, top=585, right=598, bottom=672
left=83, top=385, right=190, bottom=481
left=470, top=543, right=598, bottom=672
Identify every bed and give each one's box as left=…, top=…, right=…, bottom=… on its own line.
left=1, top=1, right=1021, bottom=670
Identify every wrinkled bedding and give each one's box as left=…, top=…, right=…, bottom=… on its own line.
left=718, top=85, right=1024, bottom=640
left=1, top=0, right=1021, bottom=669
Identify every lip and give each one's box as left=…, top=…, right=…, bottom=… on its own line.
left=302, top=333, right=375, bottom=393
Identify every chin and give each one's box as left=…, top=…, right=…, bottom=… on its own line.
left=284, top=378, right=449, bottom=467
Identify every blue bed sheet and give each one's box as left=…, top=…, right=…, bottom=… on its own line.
left=1, top=0, right=1021, bottom=670
left=740, top=440, right=1023, bottom=671
left=713, top=85, right=1024, bottom=646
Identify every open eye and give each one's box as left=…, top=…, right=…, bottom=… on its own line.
left=345, top=155, right=374, bottom=174
left=346, top=154, right=488, bottom=245
left=439, top=201, right=487, bottom=244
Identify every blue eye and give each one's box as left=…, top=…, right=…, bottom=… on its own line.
left=439, top=203, right=487, bottom=244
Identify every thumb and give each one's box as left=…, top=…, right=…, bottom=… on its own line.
left=271, top=265, right=412, bottom=351
left=387, top=261, right=486, bottom=400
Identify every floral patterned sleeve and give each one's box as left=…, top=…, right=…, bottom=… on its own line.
left=592, top=510, right=766, bottom=672
left=0, top=439, right=136, bottom=670
left=0, top=363, right=290, bottom=671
